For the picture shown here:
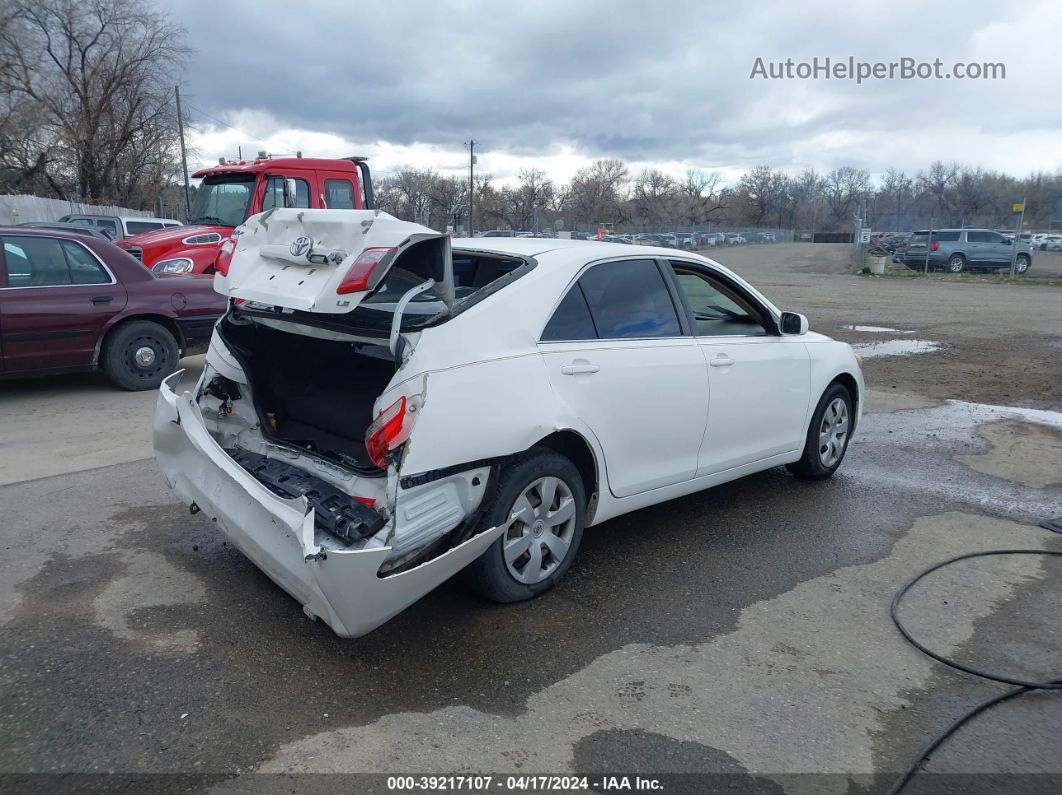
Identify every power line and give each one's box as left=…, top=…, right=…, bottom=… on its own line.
left=184, top=102, right=273, bottom=148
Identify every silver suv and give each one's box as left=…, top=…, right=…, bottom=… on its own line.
left=900, top=228, right=1033, bottom=274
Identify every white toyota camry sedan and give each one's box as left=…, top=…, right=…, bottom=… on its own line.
left=155, top=208, right=864, bottom=637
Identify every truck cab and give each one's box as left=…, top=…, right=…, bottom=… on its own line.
left=116, top=154, right=373, bottom=275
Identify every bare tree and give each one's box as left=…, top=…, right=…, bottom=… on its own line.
left=632, top=168, right=676, bottom=231
left=563, top=159, right=629, bottom=228
left=0, top=0, right=189, bottom=204
left=822, top=166, right=871, bottom=226
left=676, top=169, right=726, bottom=228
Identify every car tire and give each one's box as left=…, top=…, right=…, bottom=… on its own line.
left=946, top=254, right=966, bottom=273
left=101, top=320, right=179, bottom=391
left=786, top=383, right=853, bottom=481
left=1014, top=254, right=1030, bottom=274
left=463, top=450, right=586, bottom=603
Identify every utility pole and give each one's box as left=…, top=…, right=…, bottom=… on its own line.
left=466, top=140, right=476, bottom=236
left=175, top=86, right=191, bottom=218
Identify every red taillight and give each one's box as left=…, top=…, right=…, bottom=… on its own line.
left=215, top=236, right=237, bottom=276
left=337, top=247, right=395, bottom=294
left=930, top=241, right=940, bottom=252
left=364, top=395, right=419, bottom=469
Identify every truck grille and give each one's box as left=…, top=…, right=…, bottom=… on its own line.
left=128, top=246, right=143, bottom=261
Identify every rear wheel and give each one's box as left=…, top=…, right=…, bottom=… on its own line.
left=1014, top=254, right=1030, bottom=274
left=787, top=383, right=853, bottom=480
left=946, top=254, right=966, bottom=273
left=463, top=450, right=586, bottom=603
left=101, top=320, right=179, bottom=391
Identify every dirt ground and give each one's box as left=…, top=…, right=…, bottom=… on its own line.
left=707, top=243, right=1062, bottom=410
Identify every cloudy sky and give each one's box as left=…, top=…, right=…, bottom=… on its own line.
left=167, top=0, right=1061, bottom=185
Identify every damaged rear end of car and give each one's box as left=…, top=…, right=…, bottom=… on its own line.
left=154, top=208, right=507, bottom=637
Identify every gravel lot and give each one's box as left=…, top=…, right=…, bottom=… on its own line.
left=1, top=243, right=1059, bottom=792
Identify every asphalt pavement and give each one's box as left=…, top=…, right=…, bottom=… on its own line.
left=1, top=244, right=1059, bottom=792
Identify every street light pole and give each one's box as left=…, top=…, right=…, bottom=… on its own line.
left=466, top=140, right=476, bottom=236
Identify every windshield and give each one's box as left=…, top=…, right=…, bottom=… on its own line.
left=189, top=175, right=256, bottom=227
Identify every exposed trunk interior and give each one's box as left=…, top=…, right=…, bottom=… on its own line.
left=218, top=317, right=395, bottom=470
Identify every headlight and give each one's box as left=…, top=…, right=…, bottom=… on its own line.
left=153, top=258, right=194, bottom=274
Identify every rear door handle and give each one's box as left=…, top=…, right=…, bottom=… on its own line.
left=560, top=363, right=600, bottom=375
left=710, top=355, right=734, bottom=367
left=91, top=295, right=113, bottom=304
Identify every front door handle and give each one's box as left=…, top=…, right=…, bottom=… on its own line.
left=560, top=362, right=600, bottom=375
left=709, top=354, right=734, bottom=367
left=91, top=295, right=113, bottom=304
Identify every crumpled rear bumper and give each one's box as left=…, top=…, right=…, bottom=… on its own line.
left=153, top=372, right=503, bottom=638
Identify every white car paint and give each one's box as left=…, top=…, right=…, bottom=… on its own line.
left=154, top=216, right=864, bottom=637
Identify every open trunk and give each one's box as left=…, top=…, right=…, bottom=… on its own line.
left=218, top=317, right=395, bottom=470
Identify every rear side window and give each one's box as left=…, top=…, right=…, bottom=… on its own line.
left=577, top=259, right=682, bottom=339
left=125, top=221, right=164, bottom=235
left=325, top=179, right=356, bottom=209
left=542, top=283, right=597, bottom=341
left=95, top=218, right=119, bottom=238
left=62, top=241, right=110, bottom=284
left=913, top=230, right=960, bottom=242
left=966, top=231, right=990, bottom=243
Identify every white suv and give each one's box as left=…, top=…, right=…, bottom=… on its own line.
left=155, top=208, right=863, bottom=637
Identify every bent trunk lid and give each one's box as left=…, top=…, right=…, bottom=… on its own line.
left=214, top=208, right=454, bottom=314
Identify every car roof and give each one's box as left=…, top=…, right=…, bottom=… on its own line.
left=0, top=225, right=103, bottom=240
left=452, top=236, right=679, bottom=259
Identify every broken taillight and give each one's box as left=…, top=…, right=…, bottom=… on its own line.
left=365, top=394, right=419, bottom=469
left=337, top=247, right=395, bottom=294
left=215, top=236, right=237, bottom=276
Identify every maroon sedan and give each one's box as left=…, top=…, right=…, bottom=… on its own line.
left=0, top=227, right=226, bottom=390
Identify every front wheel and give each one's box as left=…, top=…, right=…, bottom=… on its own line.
left=787, top=383, right=853, bottom=480
left=463, top=450, right=586, bottom=603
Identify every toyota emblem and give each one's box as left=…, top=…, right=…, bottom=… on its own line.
left=290, top=236, right=312, bottom=257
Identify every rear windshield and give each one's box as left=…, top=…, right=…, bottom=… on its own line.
left=911, top=231, right=960, bottom=242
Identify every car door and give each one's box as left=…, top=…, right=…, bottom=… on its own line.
left=667, top=261, right=811, bottom=474
left=964, top=230, right=989, bottom=264
left=983, top=231, right=1012, bottom=265
left=538, top=258, right=709, bottom=498
left=0, top=235, right=127, bottom=372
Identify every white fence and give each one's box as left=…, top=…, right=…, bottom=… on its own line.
left=0, top=194, right=153, bottom=225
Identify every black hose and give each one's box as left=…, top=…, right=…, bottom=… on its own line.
left=885, top=549, right=1062, bottom=795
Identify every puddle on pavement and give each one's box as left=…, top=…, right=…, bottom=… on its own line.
left=852, top=339, right=942, bottom=358
left=843, top=325, right=916, bottom=334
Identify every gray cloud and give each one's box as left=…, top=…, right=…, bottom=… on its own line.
left=166, top=0, right=1062, bottom=175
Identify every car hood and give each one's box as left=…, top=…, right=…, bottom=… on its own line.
left=215, top=208, right=454, bottom=315
left=117, top=224, right=230, bottom=250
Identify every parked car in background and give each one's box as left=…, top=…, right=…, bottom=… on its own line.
left=155, top=209, right=863, bottom=637
left=725, top=233, right=747, bottom=245
left=900, top=228, right=1033, bottom=273
left=1045, top=236, right=1062, bottom=251
left=115, top=154, right=373, bottom=274
left=0, top=227, right=225, bottom=389
left=58, top=214, right=181, bottom=240
left=17, top=221, right=116, bottom=241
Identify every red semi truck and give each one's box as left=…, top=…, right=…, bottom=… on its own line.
left=116, top=154, right=374, bottom=275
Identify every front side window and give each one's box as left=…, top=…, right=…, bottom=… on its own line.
left=671, top=265, right=768, bottom=336
left=324, top=179, right=356, bottom=209
left=578, top=259, right=681, bottom=339
left=95, top=218, right=119, bottom=238
left=189, top=175, right=257, bottom=227
left=3, top=236, right=72, bottom=287
left=261, top=176, right=311, bottom=211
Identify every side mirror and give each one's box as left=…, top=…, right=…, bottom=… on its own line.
left=780, top=311, right=808, bottom=335
left=283, top=178, right=299, bottom=208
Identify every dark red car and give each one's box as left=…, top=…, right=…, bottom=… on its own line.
left=0, top=227, right=226, bottom=390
